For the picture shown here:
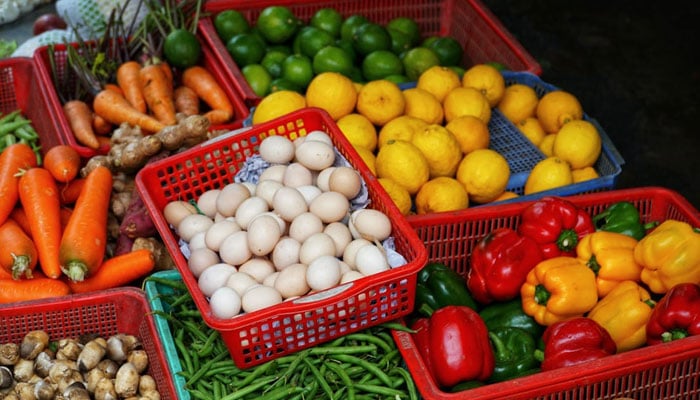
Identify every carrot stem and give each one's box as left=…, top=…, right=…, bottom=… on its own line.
left=67, top=249, right=155, bottom=293
left=0, top=218, right=38, bottom=279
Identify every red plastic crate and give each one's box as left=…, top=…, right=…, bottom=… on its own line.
left=200, top=0, right=542, bottom=106
left=0, top=57, right=66, bottom=154
left=395, top=186, right=700, bottom=400
left=134, top=107, right=428, bottom=368
left=0, top=287, right=178, bottom=400
left=32, top=40, right=250, bottom=158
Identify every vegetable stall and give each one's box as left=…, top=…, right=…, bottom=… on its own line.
left=1, top=0, right=700, bottom=399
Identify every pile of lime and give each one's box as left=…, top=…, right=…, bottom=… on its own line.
left=214, top=6, right=466, bottom=97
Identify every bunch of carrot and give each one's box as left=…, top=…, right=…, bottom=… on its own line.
left=0, top=143, right=156, bottom=304
left=65, top=61, right=235, bottom=151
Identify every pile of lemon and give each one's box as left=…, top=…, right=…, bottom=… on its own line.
left=252, top=63, right=602, bottom=216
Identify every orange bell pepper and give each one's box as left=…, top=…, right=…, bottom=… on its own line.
left=576, top=231, right=643, bottom=297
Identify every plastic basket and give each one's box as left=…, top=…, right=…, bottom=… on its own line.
left=0, top=57, right=66, bottom=154
left=134, top=107, right=428, bottom=368
left=0, top=287, right=178, bottom=400
left=199, top=0, right=542, bottom=106
left=31, top=41, right=250, bottom=158
left=396, top=186, right=700, bottom=400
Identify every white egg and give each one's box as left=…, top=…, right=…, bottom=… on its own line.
left=288, top=212, right=324, bottom=243
left=210, top=286, right=242, bottom=319
left=259, top=164, right=288, bottom=183
left=216, top=182, right=251, bottom=217
left=296, top=185, right=323, bottom=205
left=198, top=263, right=237, bottom=297
left=247, top=214, right=282, bottom=256
left=163, top=200, right=198, bottom=228
left=295, top=140, right=336, bottom=171
left=225, top=271, right=259, bottom=296
left=196, top=189, right=221, bottom=218
left=274, top=263, right=310, bottom=299
left=187, top=247, right=221, bottom=278
left=354, top=244, right=390, bottom=276
left=204, top=219, right=241, bottom=252
left=238, top=257, right=276, bottom=283
left=241, top=285, right=283, bottom=313
left=349, top=209, right=392, bottom=242
left=188, top=231, right=208, bottom=252
left=242, top=182, right=257, bottom=196
left=323, top=222, right=353, bottom=257
left=305, top=130, right=333, bottom=145
left=328, top=167, right=362, bottom=200
left=309, top=191, right=350, bottom=223
left=342, top=238, right=373, bottom=269
left=252, top=211, right=287, bottom=233
left=306, top=255, right=341, bottom=291
left=259, top=135, right=295, bottom=164
left=255, top=179, right=283, bottom=207
left=263, top=271, right=280, bottom=287
left=299, top=232, right=337, bottom=265
left=234, top=196, right=269, bottom=230
left=219, top=231, right=252, bottom=266
left=177, top=214, right=214, bottom=242
left=272, top=186, right=308, bottom=222
left=340, top=270, right=365, bottom=284
left=315, top=167, right=336, bottom=192
left=271, top=236, right=301, bottom=271
left=283, top=162, right=313, bottom=188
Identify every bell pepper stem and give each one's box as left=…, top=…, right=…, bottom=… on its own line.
left=533, top=349, right=544, bottom=362
left=534, top=284, right=551, bottom=305
left=487, top=331, right=509, bottom=362
left=662, top=329, right=689, bottom=342
left=418, top=303, right=435, bottom=317
left=586, top=255, right=601, bottom=275
left=557, top=229, right=578, bottom=252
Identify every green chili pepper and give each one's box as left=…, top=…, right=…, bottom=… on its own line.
left=415, top=262, right=477, bottom=317
left=592, top=201, right=658, bottom=240
left=488, top=327, right=540, bottom=382
left=479, top=298, right=545, bottom=338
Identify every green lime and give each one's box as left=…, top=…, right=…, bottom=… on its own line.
left=269, top=77, right=302, bottom=93
left=292, top=25, right=314, bottom=55
left=335, top=38, right=357, bottom=62
left=449, top=65, right=466, bottom=79
left=352, top=22, right=391, bottom=56
left=310, top=8, right=343, bottom=38
left=312, top=45, right=354, bottom=76
left=163, top=29, right=201, bottom=69
left=242, top=64, right=272, bottom=97
left=261, top=50, right=289, bottom=78
left=256, top=6, right=301, bottom=44
left=486, top=61, right=508, bottom=71
left=226, top=33, right=266, bottom=66
left=421, top=35, right=440, bottom=48
left=388, top=28, right=413, bottom=55
left=297, top=26, right=335, bottom=59
left=340, top=14, right=369, bottom=42
left=348, top=66, right=364, bottom=83
left=426, top=36, right=463, bottom=66
left=281, top=54, right=314, bottom=89
left=401, top=46, right=440, bottom=80
left=386, top=17, right=421, bottom=46
left=214, top=10, right=250, bottom=44
left=267, top=44, right=292, bottom=55
left=383, top=74, right=410, bottom=85
left=361, top=50, right=404, bottom=81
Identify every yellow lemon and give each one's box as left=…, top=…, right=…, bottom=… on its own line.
left=536, top=90, right=583, bottom=134
left=377, top=115, right=428, bottom=148
left=252, top=90, right=306, bottom=125
left=411, top=124, right=463, bottom=178
left=572, top=166, right=600, bottom=183
left=378, top=177, right=412, bottom=216
left=375, top=140, right=430, bottom=194
left=402, top=87, right=444, bottom=124
left=524, top=156, right=573, bottom=195
left=552, top=119, right=602, bottom=169
left=497, top=83, right=539, bottom=124
left=415, top=176, right=469, bottom=214
left=538, top=133, right=557, bottom=157
left=356, top=79, right=406, bottom=126
left=461, top=63, right=506, bottom=107
left=517, top=117, right=547, bottom=146
left=456, top=149, right=510, bottom=203
left=443, top=86, right=491, bottom=124
left=354, top=146, right=377, bottom=175
left=493, top=191, right=519, bottom=202
left=416, top=65, right=462, bottom=103
left=305, top=72, right=358, bottom=120
left=445, top=115, right=490, bottom=154
left=336, top=113, right=378, bottom=151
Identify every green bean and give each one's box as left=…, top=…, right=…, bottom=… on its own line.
left=219, top=375, right=277, bottom=400
left=308, top=344, right=377, bottom=355
left=174, top=335, right=194, bottom=374
left=234, top=360, right=277, bottom=389
left=258, top=386, right=305, bottom=400
left=345, top=332, right=394, bottom=353
left=331, top=354, right=393, bottom=387
left=354, top=383, right=408, bottom=398
left=196, top=330, right=221, bottom=357
left=0, top=110, right=20, bottom=124
left=0, top=119, right=30, bottom=136
left=186, top=350, right=230, bottom=387
left=188, top=388, right=210, bottom=400
left=391, top=367, right=419, bottom=400
left=326, top=362, right=355, bottom=400
left=303, top=358, right=334, bottom=399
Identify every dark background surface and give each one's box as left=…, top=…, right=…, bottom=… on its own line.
left=4, top=1, right=699, bottom=208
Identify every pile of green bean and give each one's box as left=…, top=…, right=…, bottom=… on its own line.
left=146, top=276, right=419, bottom=400
left=0, top=110, right=42, bottom=161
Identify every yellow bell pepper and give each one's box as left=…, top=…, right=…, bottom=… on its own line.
left=587, top=280, right=655, bottom=352
left=634, top=220, right=700, bottom=294
left=520, top=256, right=598, bottom=326
left=576, top=231, right=642, bottom=297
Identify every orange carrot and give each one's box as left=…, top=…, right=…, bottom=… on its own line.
left=59, top=165, right=113, bottom=282
left=18, top=167, right=62, bottom=279
left=203, top=109, right=233, bottom=125
left=139, top=64, right=177, bottom=125
left=43, top=145, right=81, bottom=183
left=92, top=113, right=113, bottom=135
left=60, top=207, right=73, bottom=230
left=117, top=60, right=148, bottom=114
left=174, top=85, right=200, bottom=116
left=93, top=89, right=166, bottom=133
left=64, top=100, right=100, bottom=149
left=0, top=219, right=38, bottom=279
left=158, top=61, right=174, bottom=95
left=104, top=83, right=124, bottom=96
left=96, top=135, right=112, bottom=149
left=182, top=66, right=233, bottom=122
left=9, top=207, right=31, bottom=236
left=67, top=249, right=155, bottom=293
left=0, top=272, right=72, bottom=303
left=59, top=178, right=86, bottom=204
left=0, top=143, right=38, bottom=226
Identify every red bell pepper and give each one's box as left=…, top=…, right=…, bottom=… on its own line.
left=518, top=197, right=595, bottom=259
left=410, top=317, right=435, bottom=377
left=468, top=227, right=543, bottom=304
left=412, top=305, right=495, bottom=388
left=539, top=317, right=617, bottom=371
left=646, top=282, right=700, bottom=345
